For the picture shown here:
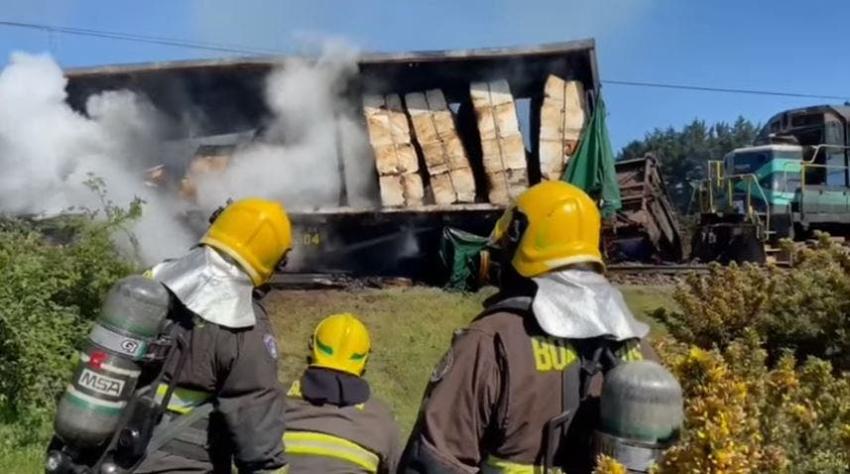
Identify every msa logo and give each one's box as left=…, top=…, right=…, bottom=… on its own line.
left=78, top=368, right=124, bottom=397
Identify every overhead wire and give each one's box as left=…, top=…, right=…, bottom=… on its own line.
left=1, top=19, right=848, bottom=102
left=603, top=79, right=849, bottom=102
left=0, top=19, right=282, bottom=56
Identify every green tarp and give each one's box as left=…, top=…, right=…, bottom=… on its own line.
left=440, top=227, right=489, bottom=291
left=562, top=96, right=622, bottom=218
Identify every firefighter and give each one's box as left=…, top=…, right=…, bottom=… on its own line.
left=283, top=313, right=401, bottom=474
left=135, top=197, right=292, bottom=473
left=401, top=181, right=656, bottom=474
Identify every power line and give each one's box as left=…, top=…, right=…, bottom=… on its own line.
left=1, top=19, right=848, bottom=102
left=603, top=79, right=849, bottom=101
left=0, top=20, right=281, bottom=56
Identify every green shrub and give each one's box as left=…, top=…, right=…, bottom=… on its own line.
left=0, top=215, right=137, bottom=419
left=0, top=178, right=141, bottom=436
left=656, top=234, right=850, bottom=369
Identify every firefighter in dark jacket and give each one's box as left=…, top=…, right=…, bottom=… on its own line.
left=401, top=181, right=654, bottom=474
left=284, top=313, right=402, bottom=474
left=135, top=197, right=292, bottom=473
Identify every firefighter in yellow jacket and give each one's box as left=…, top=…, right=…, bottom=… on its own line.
left=284, top=313, right=402, bottom=474
left=401, top=181, right=655, bottom=473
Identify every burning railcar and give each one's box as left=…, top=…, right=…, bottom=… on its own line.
left=64, top=39, right=680, bottom=282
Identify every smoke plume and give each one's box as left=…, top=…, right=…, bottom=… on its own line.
left=192, top=41, right=377, bottom=211
left=0, top=52, right=194, bottom=264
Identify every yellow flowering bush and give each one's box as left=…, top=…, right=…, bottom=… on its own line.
left=592, top=455, right=627, bottom=474
left=656, top=337, right=850, bottom=473
left=645, top=237, right=850, bottom=473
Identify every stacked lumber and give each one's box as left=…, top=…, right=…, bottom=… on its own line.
left=144, top=164, right=168, bottom=188
left=406, top=89, right=476, bottom=205
left=539, top=75, right=586, bottom=181
left=470, top=79, right=527, bottom=204
left=362, top=94, right=424, bottom=207
left=179, top=150, right=231, bottom=201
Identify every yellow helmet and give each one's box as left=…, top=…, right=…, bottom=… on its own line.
left=490, top=181, right=602, bottom=278
left=200, top=198, right=292, bottom=286
left=310, top=313, right=371, bottom=376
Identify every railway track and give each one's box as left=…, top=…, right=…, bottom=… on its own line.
left=269, top=264, right=711, bottom=289
left=606, top=264, right=710, bottom=276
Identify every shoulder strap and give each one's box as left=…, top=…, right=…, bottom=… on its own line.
left=145, top=402, right=215, bottom=456
left=543, top=361, right=581, bottom=472
left=544, top=338, right=620, bottom=473
left=575, top=339, right=622, bottom=401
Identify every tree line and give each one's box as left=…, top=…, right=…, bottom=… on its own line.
left=617, top=117, right=760, bottom=212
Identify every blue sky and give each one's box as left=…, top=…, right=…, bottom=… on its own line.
left=1, top=0, right=848, bottom=151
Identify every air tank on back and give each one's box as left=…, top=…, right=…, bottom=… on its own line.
left=594, top=360, right=683, bottom=473
left=52, top=276, right=171, bottom=449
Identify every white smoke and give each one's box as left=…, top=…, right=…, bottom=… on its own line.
left=0, top=52, right=194, bottom=264
left=192, top=42, right=377, bottom=211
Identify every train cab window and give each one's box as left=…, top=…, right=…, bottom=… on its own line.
left=732, top=152, right=769, bottom=174
left=778, top=173, right=802, bottom=192
left=797, top=129, right=825, bottom=148
left=791, top=113, right=823, bottom=128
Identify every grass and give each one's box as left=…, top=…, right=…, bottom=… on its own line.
left=617, top=285, right=677, bottom=335
left=1, top=284, right=676, bottom=471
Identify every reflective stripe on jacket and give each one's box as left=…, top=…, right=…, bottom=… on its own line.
left=155, top=384, right=211, bottom=415
left=285, top=431, right=380, bottom=473
left=284, top=378, right=402, bottom=473
left=482, top=455, right=565, bottom=474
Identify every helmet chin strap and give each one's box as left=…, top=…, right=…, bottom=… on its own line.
left=498, top=264, right=538, bottom=298
left=207, top=198, right=234, bottom=224
left=275, top=249, right=291, bottom=273
left=485, top=210, right=532, bottom=293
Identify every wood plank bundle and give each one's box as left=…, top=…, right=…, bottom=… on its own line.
left=362, top=94, right=424, bottom=207
left=406, top=89, right=476, bottom=205
left=539, top=75, right=586, bottom=181
left=179, top=150, right=231, bottom=202
left=470, top=79, right=527, bottom=205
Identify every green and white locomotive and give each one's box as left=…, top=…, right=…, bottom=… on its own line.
left=692, top=105, right=850, bottom=263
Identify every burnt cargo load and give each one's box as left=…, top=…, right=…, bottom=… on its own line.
left=64, top=40, right=676, bottom=282
left=606, top=155, right=684, bottom=263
